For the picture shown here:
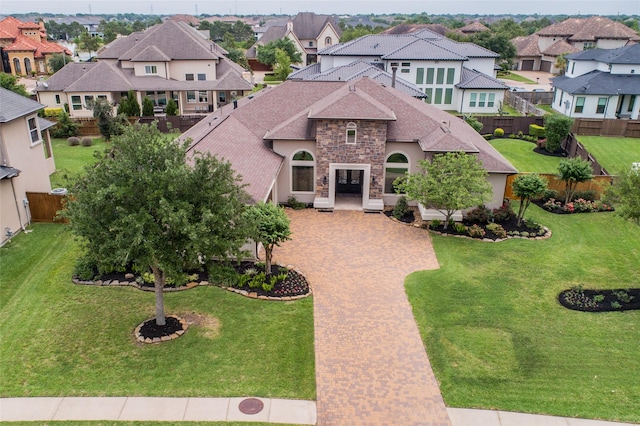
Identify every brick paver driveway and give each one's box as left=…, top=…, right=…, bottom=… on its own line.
left=274, top=209, right=451, bottom=426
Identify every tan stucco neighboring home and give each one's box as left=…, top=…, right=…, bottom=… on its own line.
left=0, top=16, right=72, bottom=75
left=181, top=77, right=516, bottom=220
left=512, top=16, right=640, bottom=73
left=0, top=88, right=56, bottom=246
left=34, top=20, right=252, bottom=118
left=246, top=12, right=342, bottom=71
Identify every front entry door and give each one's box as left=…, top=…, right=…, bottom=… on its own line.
left=336, top=169, right=364, bottom=195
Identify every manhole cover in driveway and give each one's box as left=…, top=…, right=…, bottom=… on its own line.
left=239, top=398, right=264, bottom=415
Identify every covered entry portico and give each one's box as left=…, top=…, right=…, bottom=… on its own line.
left=313, top=163, right=384, bottom=211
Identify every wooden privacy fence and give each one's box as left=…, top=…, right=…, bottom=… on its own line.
left=504, top=91, right=550, bottom=116
left=571, top=118, right=640, bottom=138
left=504, top=174, right=613, bottom=200
left=562, top=134, right=609, bottom=176
left=474, top=116, right=544, bottom=135
left=26, top=192, right=67, bottom=223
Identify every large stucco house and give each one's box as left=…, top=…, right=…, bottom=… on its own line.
left=182, top=77, right=516, bottom=220
left=0, top=88, right=56, bottom=246
left=315, top=29, right=509, bottom=114
left=512, top=16, right=640, bottom=73
left=246, top=12, right=342, bottom=70
left=551, top=44, right=640, bottom=120
left=34, top=20, right=252, bottom=117
left=0, top=16, right=71, bottom=75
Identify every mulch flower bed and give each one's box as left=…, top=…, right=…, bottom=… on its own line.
left=535, top=198, right=614, bottom=214
left=135, top=315, right=188, bottom=343
left=221, top=261, right=311, bottom=298
left=558, top=288, right=640, bottom=312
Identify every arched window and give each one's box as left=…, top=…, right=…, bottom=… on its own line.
left=346, top=122, right=357, bottom=144
left=24, top=58, right=32, bottom=74
left=291, top=150, right=315, bottom=192
left=13, top=58, right=21, bottom=75
left=384, top=152, right=409, bottom=194
left=325, top=37, right=332, bottom=45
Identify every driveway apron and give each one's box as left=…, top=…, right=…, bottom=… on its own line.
left=274, top=209, right=450, bottom=426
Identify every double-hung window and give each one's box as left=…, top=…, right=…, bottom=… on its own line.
left=145, top=65, right=157, bottom=74
left=574, top=97, right=585, bottom=113
left=596, top=97, right=607, bottom=114
left=27, top=116, right=40, bottom=144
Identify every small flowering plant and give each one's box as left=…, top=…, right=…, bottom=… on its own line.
left=543, top=198, right=614, bottom=214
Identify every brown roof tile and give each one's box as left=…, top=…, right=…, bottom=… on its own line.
left=542, top=40, right=580, bottom=56
left=512, top=34, right=541, bottom=57
left=537, top=16, right=640, bottom=41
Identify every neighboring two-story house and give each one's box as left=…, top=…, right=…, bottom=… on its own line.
left=512, top=16, right=640, bottom=73
left=181, top=77, right=516, bottom=220
left=0, top=16, right=71, bottom=75
left=246, top=12, right=342, bottom=70
left=315, top=29, right=509, bottom=114
left=0, top=88, right=56, bottom=246
left=551, top=44, right=640, bottom=120
left=34, top=20, right=252, bottom=117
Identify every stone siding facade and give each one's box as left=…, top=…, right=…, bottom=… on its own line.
left=315, top=119, right=387, bottom=199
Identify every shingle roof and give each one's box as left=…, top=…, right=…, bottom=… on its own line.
left=98, top=20, right=225, bottom=61
left=293, top=12, right=341, bottom=40
left=552, top=71, right=640, bottom=95
left=566, top=44, right=640, bottom=65
left=246, top=25, right=288, bottom=58
left=542, top=40, right=580, bottom=56
left=382, top=38, right=468, bottom=61
left=511, top=34, right=541, bottom=57
left=0, top=165, right=21, bottom=180
left=288, top=60, right=427, bottom=99
left=0, top=87, right=43, bottom=122
left=183, top=78, right=515, bottom=201
left=458, top=22, right=490, bottom=34
left=129, top=45, right=171, bottom=62
left=456, top=68, right=510, bottom=89
left=536, top=16, right=640, bottom=42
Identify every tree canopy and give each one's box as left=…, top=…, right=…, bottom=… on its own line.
left=512, top=174, right=548, bottom=226
left=63, top=123, right=252, bottom=325
left=48, top=53, right=73, bottom=73
left=0, top=73, right=29, bottom=97
left=557, top=157, right=593, bottom=205
left=244, top=201, right=291, bottom=273
left=606, top=166, right=640, bottom=225
left=256, top=38, right=302, bottom=67
left=544, top=114, right=574, bottom=153
left=396, top=151, right=492, bottom=229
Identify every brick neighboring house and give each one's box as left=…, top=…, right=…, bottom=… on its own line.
left=0, top=88, right=56, bottom=246
left=0, top=16, right=71, bottom=75
left=246, top=12, right=342, bottom=71
left=181, top=77, right=516, bottom=219
left=512, top=16, right=640, bottom=73
left=34, top=20, right=252, bottom=117
left=551, top=44, right=640, bottom=120
left=315, top=29, right=509, bottom=114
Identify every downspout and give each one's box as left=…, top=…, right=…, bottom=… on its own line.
left=460, top=89, right=466, bottom=115
left=10, top=179, right=26, bottom=231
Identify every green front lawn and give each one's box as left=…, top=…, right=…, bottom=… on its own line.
left=0, top=224, right=315, bottom=399
left=498, top=72, right=536, bottom=84
left=577, top=136, right=640, bottom=173
left=489, top=138, right=562, bottom=173
left=50, top=137, right=108, bottom=188
left=407, top=205, right=640, bottom=423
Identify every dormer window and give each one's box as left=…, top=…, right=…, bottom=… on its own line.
left=145, top=65, right=157, bottom=74
left=346, top=122, right=357, bottom=144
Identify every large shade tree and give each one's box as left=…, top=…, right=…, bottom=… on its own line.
left=396, top=151, right=492, bottom=230
left=256, top=38, right=302, bottom=67
left=64, top=123, right=252, bottom=325
left=606, top=166, right=640, bottom=225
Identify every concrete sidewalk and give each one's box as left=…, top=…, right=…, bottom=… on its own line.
left=1, top=397, right=637, bottom=425
left=0, top=397, right=316, bottom=424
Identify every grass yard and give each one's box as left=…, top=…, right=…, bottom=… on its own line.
left=498, top=72, right=536, bottom=84
left=489, top=138, right=562, bottom=173
left=50, top=137, right=108, bottom=188
left=0, top=224, right=315, bottom=399
left=577, top=136, right=640, bottom=173
left=407, top=205, right=640, bottom=423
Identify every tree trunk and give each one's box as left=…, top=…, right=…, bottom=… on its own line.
left=516, top=197, right=526, bottom=227
left=265, top=246, right=272, bottom=274
left=151, top=265, right=166, bottom=326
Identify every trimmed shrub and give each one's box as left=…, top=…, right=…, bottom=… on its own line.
left=392, top=196, right=410, bottom=219
left=44, top=107, right=63, bottom=117
left=81, top=137, right=93, bottom=147
left=529, top=124, right=545, bottom=138
left=467, top=224, right=486, bottom=238
left=165, top=98, right=178, bottom=116
left=466, top=205, right=493, bottom=224
left=572, top=189, right=597, bottom=202
left=493, top=128, right=505, bottom=137
left=67, top=136, right=80, bottom=146
left=486, top=222, right=507, bottom=238
left=492, top=201, right=515, bottom=222
left=464, top=115, right=483, bottom=133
